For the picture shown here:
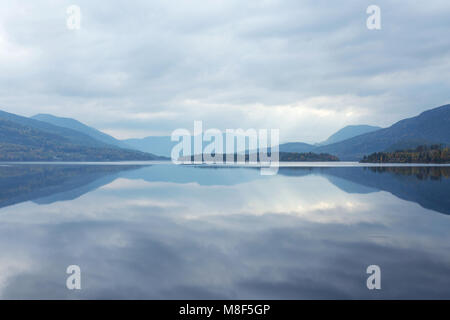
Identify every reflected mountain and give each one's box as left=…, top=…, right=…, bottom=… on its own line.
left=0, top=164, right=449, bottom=215
left=0, top=165, right=143, bottom=209
left=278, top=166, right=450, bottom=215
left=120, top=164, right=266, bottom=185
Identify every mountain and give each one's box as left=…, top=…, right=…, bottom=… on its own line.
left=24, top=103, right=447, bottom=161
left=125, top=133, right=259, bottom=157
left=317, top=125, right=382, bottom=146
left=0, top=110, right=110, bottom=148
left=315, top=104, right=450, bottom=160
left=0, top=110, right=166, bottom=161
left=278, top=142, right=315, bottom=153
left=267, top=126, right=380, bottom=153
left=124, top=136, right=174, bottom=157
left=31, top=113, right=130, bottom=149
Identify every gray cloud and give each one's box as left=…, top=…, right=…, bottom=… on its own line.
left=0, top=0, right=449, bottom=141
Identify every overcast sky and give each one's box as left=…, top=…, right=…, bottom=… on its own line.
left=1, top=0, right=449, bottom=142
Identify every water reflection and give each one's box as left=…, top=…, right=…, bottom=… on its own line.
left=278, top=166, right=450, bottom=215
left=0, top=164, right=449, bottom=299
left=0, top=165, right=142, bottom=209
left=2, top=165, right=449, bottom=215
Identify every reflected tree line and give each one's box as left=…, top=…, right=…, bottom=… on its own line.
left=366, top=166, right=450, bottom=180
left=0, top=164, right=449, bottom=215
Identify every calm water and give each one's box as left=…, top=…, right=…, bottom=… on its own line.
left=0, top=163, right=449, bottom=299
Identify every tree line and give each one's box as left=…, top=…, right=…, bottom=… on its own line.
left=361, top=145, right=450, bottom=163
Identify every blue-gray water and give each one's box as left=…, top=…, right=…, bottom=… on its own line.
left=0, top=163, right=449, bottom=299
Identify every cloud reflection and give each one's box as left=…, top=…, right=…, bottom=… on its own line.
left=0, top=165, right=450, bottom=298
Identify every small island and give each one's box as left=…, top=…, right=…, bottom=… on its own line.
left=360, top=145, right=450, bottom=164
left=279, top=152, right=339, bottom=162
left=179, top=152, right=339, bottom=162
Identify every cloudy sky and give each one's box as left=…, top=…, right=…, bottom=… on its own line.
left=1, top=0, right=449, bottom=143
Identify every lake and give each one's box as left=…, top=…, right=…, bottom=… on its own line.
left=0, top=162, right=449, bottom=299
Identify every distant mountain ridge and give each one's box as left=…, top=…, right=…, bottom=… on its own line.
left=315, top=104, right=450, bottom=160
left=317, top=125, right=382, bottom=146
left=279, top=142, right=315, bottom=153
left=31, top=114, right=131, bottom=149
left=0, top=110, right=165, bottom=161
left=276, top=126, right=381, bottom=153
left=124, top=126, right=378, bottom=157
left=123, top=105, right=450, bottom=161
left=1, top=103, right=448, bottom=162
left=124, top=136, right=174, bottom=157
left=124, top=133, right=263, bottom=157
left=0, top=110, right=109, bottom=148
